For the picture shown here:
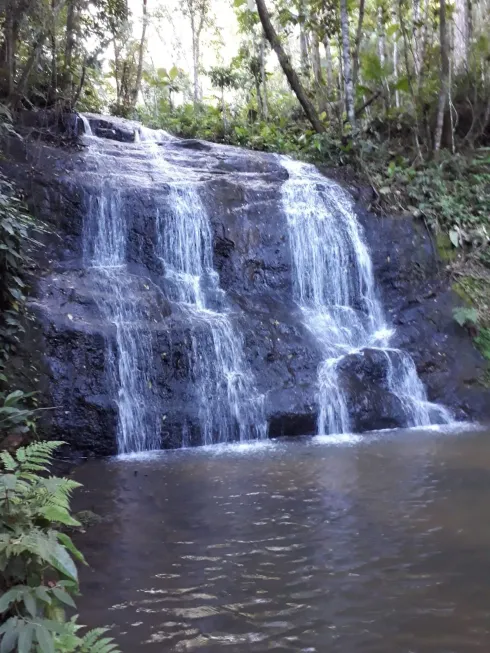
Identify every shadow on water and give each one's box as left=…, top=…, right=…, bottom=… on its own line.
left=73, top=425, right=490, bottom=652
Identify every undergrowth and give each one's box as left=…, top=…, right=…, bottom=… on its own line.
left=0, top=441, right=120, bottom=652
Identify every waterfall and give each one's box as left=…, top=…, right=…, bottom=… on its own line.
left=81, top=125, right=266, bottom=452
left=79, top=114, right=93, bottom=136
left=153, top=176, right=267, bottom=446
left=83, top=191, right=159, bottom=453
left=280, top=157, right=452, bottom=433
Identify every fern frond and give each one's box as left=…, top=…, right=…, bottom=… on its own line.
left=16, top=441, right=64, bottom=473
left=80, top=628, right=120, bottom=653
left=0, top=450, right=17, bottom=471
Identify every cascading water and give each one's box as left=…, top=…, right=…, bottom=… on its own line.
left=152, top=167, right=267, bottom=445
left=79, top=114, right=93, bottom=136
left=280, top=157, right=452, bottom=434
left=82, top=124, right=266, bottom=452
left=83, top=189, right=159, bottom=453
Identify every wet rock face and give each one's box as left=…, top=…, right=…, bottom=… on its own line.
left=2, top=114, right=489, bottom=455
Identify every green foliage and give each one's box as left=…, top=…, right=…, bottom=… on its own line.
left=0, top=389, right=37, bottom=435
left=0, top=172, right=39, bottom=375
left=475, top=328, right=490, bottom=360
left=0, top=442, right=120, bottom=653
left=452, top=306, right=479, bottom=327
left=208, top=66, right=240, bottom=91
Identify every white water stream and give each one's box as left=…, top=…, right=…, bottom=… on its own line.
left=280, top=157, right=452, bottom=434
left=83, top=126, right=266, bottom=451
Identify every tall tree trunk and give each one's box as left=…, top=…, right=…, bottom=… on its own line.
left=221, top=86, right=227, bottom=131
left=254, top=73, right=264, bottom=118
left=48, top=0, right=58, bottom=105
left=466, top=0, right=473, bottom=48
left=311, top=35, right=328, bottom=113
left=260, top=33, right=268, bottom=119
left=417, top=0, right=430, bottom=86
left=254, top=0, right=325, bottom=132
left=323, top=36, right=334, bottom=93
left=453, top=0, right=468, bottom=72
left=191, top=23, right=199, bottom=105
left=113, top=38, right=122, bottom=103
left=299, top=0, right=309, bottom=77
left=352, top=0, right=366, bottom=88
left=131, top=0, right=148, bottom=109
left=392, top=6, right=399, bottom=108
left=434, top=0, right=450, bottom=152
left=413, top=0, right=421, bottom=76
left=377, top=5, right=391, bottom=112
left=4, top=11, right=15, bottom=96
left=63, top=0, right=76, bottom=95
left=337, top=34, right=345, bottom=122
left=15, top=33, right=49, bottom=99
left=339, top=0, right=356, bottom=127
left=311, top=36, right=322, bottom=84
left=1, top=0, right=31, bottom=96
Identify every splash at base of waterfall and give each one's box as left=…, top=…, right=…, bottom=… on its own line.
left=281, top=157, right=452, bottom=435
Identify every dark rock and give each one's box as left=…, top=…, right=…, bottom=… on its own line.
left=174, top=139, right=212, bottom=151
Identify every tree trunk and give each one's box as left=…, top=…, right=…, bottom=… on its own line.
left=1, top=0, right=31, bottom=96
left=413, top=0, right=421, bottom=76
left=190, top=14, right=200, bottom=106
left=392, top=7, right=399, bottom=108
left=299, top=0, right=310, bottom=77
left=453, top=0, right=468, bottom=72
left=377, top=6, right=391, bottom=112
left=113, top=38, right=121, bottom=103
left=48, top=0, right=58, bottom=105
left=254, top=0, right=325, bottom=132
left=14, top=0, right=67, bottom=101
left=221, top=86, right=227, bottom=131
left=339, top=0, right=356, bottom=127
left=260, top=33, right=268, bottom=119
left=311, top=36, right=322, bottom=85
left=63, top=0, right=76, bottom=95
left=15, top=33, right=48, bottom=98
left=434, top=0, right=450, bottom=152
left=323, top=36, right=334, bottom=94
left=131, top=0, right=148, bottom=109
left=311, top=35, right=327, bottom=113
left=352, top=0, right=366, bottom=88
left=4, top=12, right=15, bottom=96
left=417, top=0, right=430, bottom=86
left=466, top=0, right=473, bottom=48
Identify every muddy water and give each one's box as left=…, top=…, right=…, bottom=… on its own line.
left=73, top=426, right=490, bottom=652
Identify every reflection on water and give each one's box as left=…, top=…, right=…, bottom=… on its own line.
left=74, top=426, right=490, bottom=652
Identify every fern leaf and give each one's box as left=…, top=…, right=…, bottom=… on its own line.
left=80, top=628, right=120, bottom=653
left=0, top=451, right=17, bottom=472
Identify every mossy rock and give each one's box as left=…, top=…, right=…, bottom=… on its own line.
left=436, top=232, right=458, bottom=262
left=74, top=510, right=103, bottom=529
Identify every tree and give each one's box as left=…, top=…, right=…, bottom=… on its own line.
left=131, top=0, right=148, bottom=109
left=434, top=0, right=450, bottom=152
left=339, top=0, right=356, bottom=126
left=182, top=0, right=210, bottom=107
left=254, top=0, right=325, bottom=132
left=209, top=65, right=240, bottom=130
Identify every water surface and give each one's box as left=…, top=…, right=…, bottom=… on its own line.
left=74, top=426, right=490, bottom=652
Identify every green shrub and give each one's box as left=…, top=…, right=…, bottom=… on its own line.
left=0, top=441, right=119, bottom=653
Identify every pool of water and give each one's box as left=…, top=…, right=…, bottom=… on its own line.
left=73, top=425, right=490, bottom=652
